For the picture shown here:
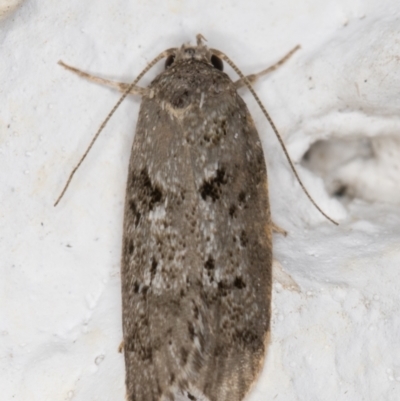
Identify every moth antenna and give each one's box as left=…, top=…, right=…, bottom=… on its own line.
left=211, top=48, right=338, bottom=226
left=54, top=48, right=176, bottom=207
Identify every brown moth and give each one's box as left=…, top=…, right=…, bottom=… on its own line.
left=121, top=38, right=272, bottom=401
left=56, top=34, right=335, bottom=401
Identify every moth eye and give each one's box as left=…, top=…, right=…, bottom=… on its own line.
left=211, top=55, right=223, bottom=71
left=165, top=55, right=176, bottom=69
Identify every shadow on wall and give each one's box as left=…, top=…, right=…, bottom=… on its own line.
left=301, top=135, right=400, bottom=204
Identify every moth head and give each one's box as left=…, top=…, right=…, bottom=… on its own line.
left=165, top=34, right=224, bottom=71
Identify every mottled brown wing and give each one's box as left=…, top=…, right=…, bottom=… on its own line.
left=121, top=61, right=272, bottom=401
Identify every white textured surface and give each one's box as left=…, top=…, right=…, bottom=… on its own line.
left=1, top=1, right=400, bottom=400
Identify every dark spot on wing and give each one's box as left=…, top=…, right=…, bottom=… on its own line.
left=188, top=321, right=195, bottom=341
left=124, top=237, right=134, bottom=255
left=129, top=200, right=141, bottom=226
left=128, top=240, right=134, bottom=254
left=204, top=256, right=215, bottom=270
left=217, top=281, right=228, bottom=297
left=240, top=230, right=248, bottom=247
left=132, top=168, right=163, bottom=211
left=200, top=167, right=227, bottom=201
left=151, top=257, right=158, bottom=281
left=234, top=276, right=246, bottom=289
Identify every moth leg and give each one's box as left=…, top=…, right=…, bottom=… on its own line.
left=234, top=45, right=300, bottom=89
left=118, top=340, right=124, bottom=353
left=58, top=61, right=148, bottom=96
left=272, top=221, right=287, bottom=236
left=273, top=260, right=300, bottom=291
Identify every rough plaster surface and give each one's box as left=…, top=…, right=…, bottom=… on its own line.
left=1, top=1, right=400, bottom=400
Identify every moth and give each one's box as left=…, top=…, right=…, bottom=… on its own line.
left=56, top=34, right=335, bottom=401
left=121, top=37, right=273, bottom=401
